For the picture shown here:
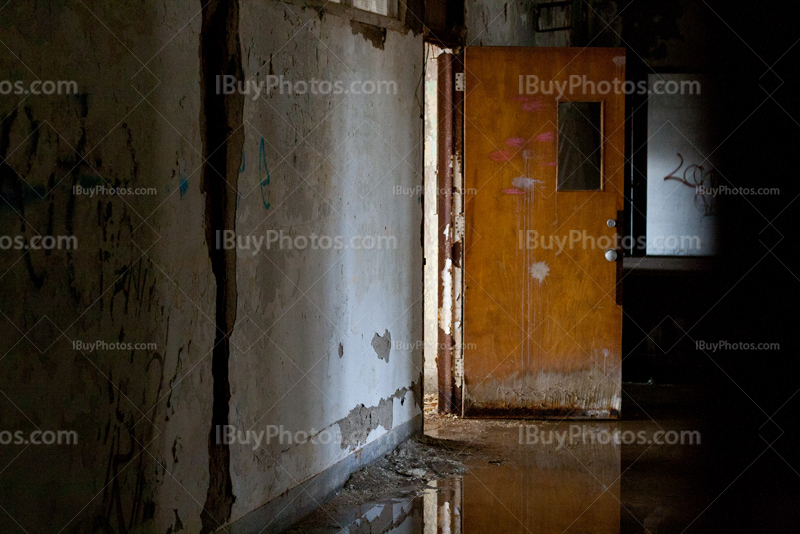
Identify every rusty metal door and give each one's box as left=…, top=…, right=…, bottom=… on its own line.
left=463, top=47, right=625, bottom=418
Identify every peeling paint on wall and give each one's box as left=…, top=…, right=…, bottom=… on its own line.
left=371, top=329, right=391, bottom=362
left=336, top=384, right=419, bottom=451
left=350, top=20, right=386, bottom=50
left=338, top=397, right=393, bottom=450
left=226, top=0, right=425, bottom=522
left=0, top=0, right=424, bottom=530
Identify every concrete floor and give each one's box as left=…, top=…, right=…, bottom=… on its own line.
left=282, top=383, right=800, bottom=533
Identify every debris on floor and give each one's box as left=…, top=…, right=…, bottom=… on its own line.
left=285, top=435, right=493, bottom=532
left=423, top=393, right=437, bottom=415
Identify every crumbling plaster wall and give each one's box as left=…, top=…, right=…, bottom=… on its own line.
left=0, top=0, right=423, bottom=533
left=228, top=0, right=424, bottom=522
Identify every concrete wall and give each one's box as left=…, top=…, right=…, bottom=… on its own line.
left=464, top=0, right=707, bottom=65
left=0, top=3, right=212, bottom=533
left=0, top=0, right=423, bottom=532
left=465, top=0, right=569, bottom=47
left=229, top=0, right=424, bottom=524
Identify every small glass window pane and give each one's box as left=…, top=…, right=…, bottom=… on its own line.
left=557, top=101, right=603, bottom=191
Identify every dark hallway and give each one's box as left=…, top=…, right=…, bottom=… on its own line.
left=1, top=0, right=799, bottom=532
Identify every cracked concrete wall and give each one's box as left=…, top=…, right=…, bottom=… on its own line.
left=0, top=0, right=422, bottom=533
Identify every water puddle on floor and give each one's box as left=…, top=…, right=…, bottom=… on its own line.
left=303, top=438, right=621, bottom=533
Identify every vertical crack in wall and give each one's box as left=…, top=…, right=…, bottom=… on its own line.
left=199, top=0, right=243, bottom=531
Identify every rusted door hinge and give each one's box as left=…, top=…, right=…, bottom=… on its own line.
left=455, top=72, right=465, bottom=92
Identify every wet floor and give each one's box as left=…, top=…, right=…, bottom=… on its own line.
left=283, top=384, right=800, bottom=533
left=296, top=422, right=623, bottom=534
left=311, top=466, right=621, bottom=534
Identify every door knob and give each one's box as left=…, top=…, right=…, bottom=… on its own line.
left=607, top=219, right=616, bottom=227
left=605, top=249, right=618, bottom=262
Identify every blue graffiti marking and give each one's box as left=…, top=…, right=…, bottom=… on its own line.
left=238, top=150, right=246, bottom=207
left=259, top=137, right=271, bottom=210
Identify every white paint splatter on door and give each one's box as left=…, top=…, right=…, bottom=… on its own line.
left=512, top=176, right=544, bottom=191
left=529, top=261, right=550, bottom=282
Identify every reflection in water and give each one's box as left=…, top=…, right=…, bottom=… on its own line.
left=321, top=423, right=620, bottom=533
left=461, top=438, right=620, bottom=533
left=423, top=478, right=461, bottom=534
